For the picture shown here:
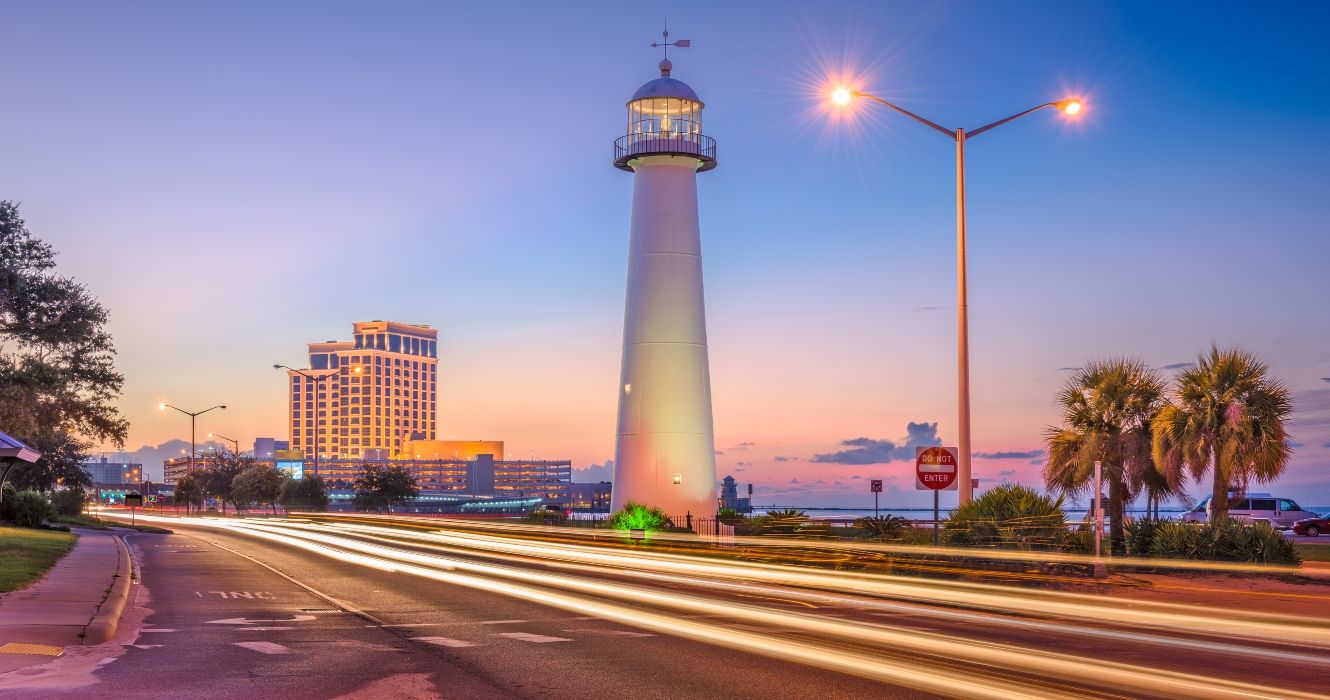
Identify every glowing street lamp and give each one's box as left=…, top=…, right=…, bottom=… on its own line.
left=159, top=402, right=227, bottom=476
left=830, top=86, right=1082, bottom=505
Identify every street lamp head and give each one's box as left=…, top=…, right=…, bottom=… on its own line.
left=1057, top=98, right=1083, bottom=115
left=831, top=87, right=854, bottom=106
left=219, top=405, right=227, bottom=410
left=157, top=403, right=166, bottom=410
left=272, top=364, right=283, bottom=369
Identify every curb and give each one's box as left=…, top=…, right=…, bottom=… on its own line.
left=81, top=534, right=134, bottom=645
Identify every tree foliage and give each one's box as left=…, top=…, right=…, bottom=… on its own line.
left=1043, top=358, right=1173, bottom=549
left=0, top=201, right=128, bottom=459
left=278, top=475, right=330, bottom=511
left=173, top=473, right=204, bottom=514
left=1152, top=346, right=1292, bottom=521
left=199, top=450, right=252, bottom=513
left=232, top=465, right=286, bottom=514
left=352, top=464, right=418, bottom=512
left=4, top=431, right=92, bottom=493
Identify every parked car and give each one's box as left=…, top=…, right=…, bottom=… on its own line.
left=1292, top=515, right=1330, bottom=537
left=1179, top=493, right=1318, bottom=529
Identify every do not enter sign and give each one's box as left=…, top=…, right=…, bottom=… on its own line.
left=915, top=446, right=959, bottom=491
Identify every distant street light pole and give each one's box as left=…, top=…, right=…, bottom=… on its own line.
left=158, top=403, right=227, bottom=475
left=274, top=363, right=362, bottom=478
left=831, top=87, right=1082, bottom=505
left=209, top=432, right=240, bottom=455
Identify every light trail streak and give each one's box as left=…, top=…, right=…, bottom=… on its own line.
left=297, top=518, right=1330, bottom=649
left=125, top=513, right=1325, bottom=700
left=274, top=519, right=1330, bottom=666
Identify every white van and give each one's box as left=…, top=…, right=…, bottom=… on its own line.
left=1180, top=493, right=1317, bottom=529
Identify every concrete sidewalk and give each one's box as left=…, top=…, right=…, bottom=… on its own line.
left=0, top=528, right=132, bottom=674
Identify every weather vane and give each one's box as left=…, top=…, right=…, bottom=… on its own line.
left=650, top=22, right=690, bottom=61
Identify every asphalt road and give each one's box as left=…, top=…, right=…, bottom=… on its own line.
left=2, top=521, right=909, bottom=700
left=7, top=514, right=1330, bottom=699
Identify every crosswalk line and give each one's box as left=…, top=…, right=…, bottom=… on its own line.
left=414, top=636, right=477, bottom=648
left=233, top=641, right=292, bottom=655
left=496, top=632, right=572, bottom=644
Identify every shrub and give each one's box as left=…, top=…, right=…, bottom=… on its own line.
left=856, top=515, right=911, bottom=539
left=1065, top=523, right=1096, bottom=555
left=0, top=482, right=17, bottom=522
left=942, top=484, right=1067, bottom=550
left=608, top=502, right=671, bottom=532
left=50, top=488, right=86, bottom=517
left=1124, top=518, right=1163, bottom=556
left=1148, top=519, right=1300, bottom=565
left=9, top=490, right=53, bottom=528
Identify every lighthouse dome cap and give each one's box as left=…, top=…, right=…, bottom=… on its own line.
left=628, top=60, right=703, bottom=106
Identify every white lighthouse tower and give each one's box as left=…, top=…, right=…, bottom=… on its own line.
left=611, top=43, right=718, bottom=522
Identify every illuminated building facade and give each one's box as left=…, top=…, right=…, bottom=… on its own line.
left=286, top=321, right=439, bottom=460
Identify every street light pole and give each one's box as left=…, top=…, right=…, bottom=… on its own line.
left=832, top=89, right=1081, bottom=505
left=159, top=403, right=227, bottom=476
left=209, top=432, right=240, bottom=455
left=274, top=363, right=361, bottom=479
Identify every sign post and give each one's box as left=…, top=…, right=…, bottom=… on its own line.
left=125, top=492, right=143, bottom=526
left=869, top=479, right=883, bottom=518
left=916, top=447, right=959, bottom=546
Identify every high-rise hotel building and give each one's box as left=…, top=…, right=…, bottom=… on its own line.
left=286, top=321, right=438, bottom=460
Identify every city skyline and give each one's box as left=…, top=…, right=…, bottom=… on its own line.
left=5, top=1, right=1328, bottom=506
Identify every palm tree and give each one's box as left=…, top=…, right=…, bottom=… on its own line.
left=1044, top=358, right=1171, bottom=549
left=1152, top=346, right=1292, bottom=522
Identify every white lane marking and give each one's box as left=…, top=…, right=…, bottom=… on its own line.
left=496, top=633, right=572, bottom=643
left=414, top=636, right=477, bottom=648
left=244, top=626, right=292, bottom=631
left=207, top=614, right=316, bottom=625
left=139, top=629, right=177, bottom=633
left=129, top=644, right=163, bottom=649
left=477, top=619, right=528, bottom=625
left=233, top=641, right=292, bottom=655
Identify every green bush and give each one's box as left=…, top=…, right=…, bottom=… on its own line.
left=50, top=488, right=86, bottom=516
left=1148, top=519, right=1300, bottom=565
left=1064, top=523, right=1096, bottom=555
left=277, top=476, right=329, bottom=511
left=8, top=490, right=53, bottom=528
left=608, top=502, right=671, bottom=532
left=855, top=515, right=911, bottom=539
left=942, top=484, right=1068, bottom=550
left=0, top=482, right=17, bottom=522
left=1124, top=518, right=1163, bottom=556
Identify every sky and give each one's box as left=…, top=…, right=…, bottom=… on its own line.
left=4, top=1, right=1328, bottom=507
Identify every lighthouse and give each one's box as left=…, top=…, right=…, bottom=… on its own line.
left=610, top=47, right=718, bottom=521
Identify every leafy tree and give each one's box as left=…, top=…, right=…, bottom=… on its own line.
left=1152, top=347, right=1292, bottom=522
left=1044, top=359, right=1173, bottom=549
left=4, top=431, right=92, bottom=494
left=232, top=465, right=286, bottom=514
left=173, top=473, right=204, bottom=515
left=0, top=201, right=128, bottom=482
left=352, top=464, right=418, bottom=512
left=277, top=475, right=330, bottom=511
left=199, top=450, right=251, bottom=513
